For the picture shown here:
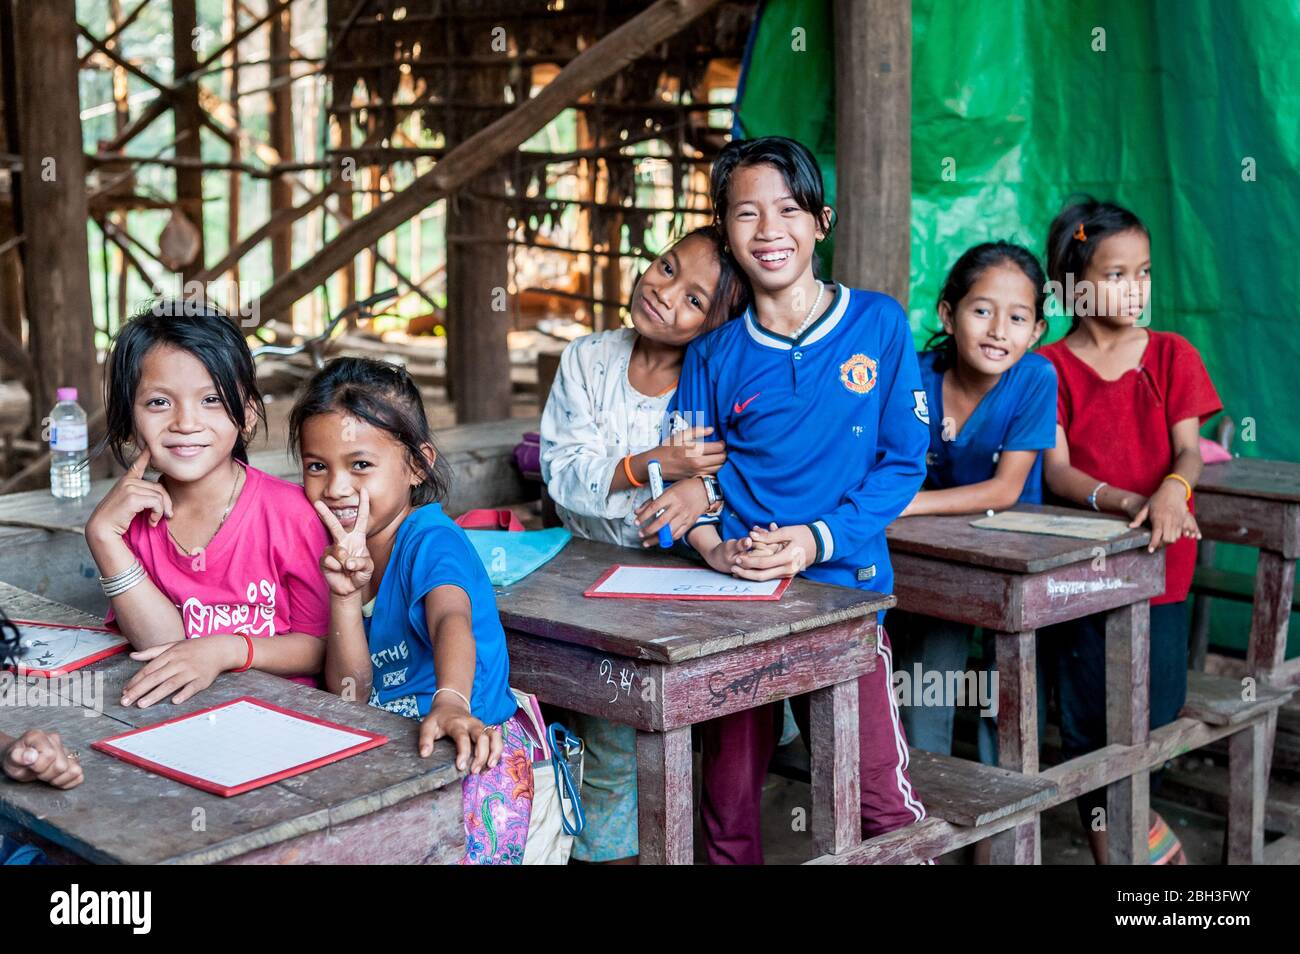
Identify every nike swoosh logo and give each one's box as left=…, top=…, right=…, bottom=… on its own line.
left=733, top=392, right=760, bottom=414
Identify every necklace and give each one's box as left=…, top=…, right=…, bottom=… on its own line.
left=790, top=280, right=826, bottom=340
left=167, top=465, right=243, bottom=556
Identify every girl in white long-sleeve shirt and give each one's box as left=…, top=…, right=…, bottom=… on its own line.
left=540, top=227, right=748, bottom=862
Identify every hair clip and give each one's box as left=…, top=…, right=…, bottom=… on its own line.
left=1073, top=222, right=1087, bottom=242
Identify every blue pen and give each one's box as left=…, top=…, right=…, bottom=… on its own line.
left=646, top=460, right=674, bottom=549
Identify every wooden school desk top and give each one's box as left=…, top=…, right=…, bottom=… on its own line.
left=886, top=503, right=1152, bottom=575
left=0, top=582, right=461, bottom=865
left=1198, top=457, right=1300, bottom=503
left=494, top=538, right=892, bottom=664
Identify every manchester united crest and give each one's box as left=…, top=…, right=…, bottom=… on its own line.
left=839, top=353, right=878, bottom=394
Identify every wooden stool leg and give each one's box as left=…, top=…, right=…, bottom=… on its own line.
left=810, top=677, right=860, bottom=856
left=635, top=726, right=693, bottom=865
left=1246, top=550, right=1295, bottom=782
left=989, top=630, right=1039, bottom=864
left=1105, top=600, right=1151, bottom=864
left=1227, top=719, right=1267, bottom=864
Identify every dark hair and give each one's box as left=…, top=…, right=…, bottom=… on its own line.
left=656, top=226, right=750, bottom=333
left=710, top=136, right=835, bottom=267
left=1046, top=196, right=1149, bottom=333
left=0, top=605, right=21, bottom=668
left=288, top=357, right=451, bottom=506
left=924, top=242, right=1048, bottom=371
left=100, top=299, right=265, bottom=467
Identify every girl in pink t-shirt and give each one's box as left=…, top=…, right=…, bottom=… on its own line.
left=86, top=300, right=331, bottom=707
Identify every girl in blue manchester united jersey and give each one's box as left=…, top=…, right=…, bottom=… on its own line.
left=671, top=136, right=929, bottom=864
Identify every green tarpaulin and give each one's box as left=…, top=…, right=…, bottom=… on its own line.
left=735, top=0, right=1300, bottom=655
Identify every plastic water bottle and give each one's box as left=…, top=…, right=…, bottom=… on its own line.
left=49, top=387, right=90, bottom=499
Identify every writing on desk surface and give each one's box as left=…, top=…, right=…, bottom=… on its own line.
left=1045, top=577, right=1131, bottom=599
left=599, top=658, right=639, bottom=704
left=704, top=630, right=878, bottom=708
left=709, top=658, right=789, bottom=707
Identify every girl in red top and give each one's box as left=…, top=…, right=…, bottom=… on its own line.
left=1041, top=197, right=1222, bottom=865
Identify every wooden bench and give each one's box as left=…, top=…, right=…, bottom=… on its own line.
left=1182, top=669, right=1294, bottom=726
left=772, top=743, right=1057, bottom=829
left=906, top=748, right=1057, bottom=828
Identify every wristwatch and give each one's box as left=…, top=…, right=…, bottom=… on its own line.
left=699, top=475, right=724, bottom=514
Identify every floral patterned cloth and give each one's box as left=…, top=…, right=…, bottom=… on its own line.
left=460, top=710, right=538, bottom=865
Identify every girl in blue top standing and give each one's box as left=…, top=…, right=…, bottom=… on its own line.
left=672, top=136, right=930, bottom=864
left=292, top=358, right=534, bottom=865
left=891, top=243, right=1057, bottom=767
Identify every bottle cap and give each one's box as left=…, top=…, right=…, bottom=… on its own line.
left=56, top=387, right=78, bottom=402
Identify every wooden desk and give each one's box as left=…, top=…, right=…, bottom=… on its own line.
left=0, top=583, right=464, bottom=865
left=886, top=504, right=1165, bottom=864
left=495, top=539, right=888, bottom=864
left=1195, top=458, right=1300, bottom=688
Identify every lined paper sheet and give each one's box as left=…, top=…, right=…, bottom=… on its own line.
left=585, top=565, right=791, bottom=600
left=93, top=697, right=385, bottom=796
left=9, top=622, right=128, bottom=676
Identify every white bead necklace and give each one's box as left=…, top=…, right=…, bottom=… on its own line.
left=790, top=280, right=826, bottom=340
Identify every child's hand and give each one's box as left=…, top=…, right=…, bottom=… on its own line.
left=1129, top=481, right=1191, bottom=552
left=418, top=697, right=502, bottom=773
left=120, top=636, right=243, bottom=707
left=314, top=490, right=374, bottom=600
left=733, top=523, right=814, bottom=581
left=3, top=729, right=84, bottom=789
left=635, top=477, right=711, bottom=546
left=700, top=533, right=779, bottom=573
left=86, top=448, right=172, bottom=543
left=655, top=426, right=726, bottom=481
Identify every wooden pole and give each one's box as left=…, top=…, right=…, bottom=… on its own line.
left=446, top=186, right=511, bottom=423
left=109, top=0, right=132, bottom=327
left=12, top=0, right=98, bottom=431
left=171, top=0, right=205, bottom=280
left=225, top=0, right=241, bottom=288
left=0, top=11, right=23, bottom=350
left=268, top=0, right=294, bottom=281
left=250, top=0, right=722, bottom=323
left=441, top=12, right=512, bottom=425
left=832, top=0, right=911, bottom=306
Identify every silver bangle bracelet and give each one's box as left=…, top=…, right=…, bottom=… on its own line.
left=432, top=687, right=472, bottom=712
left=1088, top=481, right=1108, bottom=512
left=99, top=560, right=146, bottom=598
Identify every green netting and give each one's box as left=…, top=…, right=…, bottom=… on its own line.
left=736, top=0, right=1300, bottom=656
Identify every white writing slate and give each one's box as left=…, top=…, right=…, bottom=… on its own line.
left=970, top=510, right=1131, bottom=541
left=584, top=565, right=792, bottom=601
left=92, top=697, right=386, bottom=796
left=8, top=622, right=128, bottom=677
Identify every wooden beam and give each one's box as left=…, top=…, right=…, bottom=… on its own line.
left=171, top=0, right=204, bottom=280
left=77, top=0, right=153, bottom=69
left=192, top=0, right=293, bottom=76
left=832, top=0, right=911, bottom=305
left=99, top=95, right=170, bottom=154
left=251, top=0, right=723, bottom=323
left=13, top=0, right=98, bottom=432
left=77, top=26, right=172, bottom=97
